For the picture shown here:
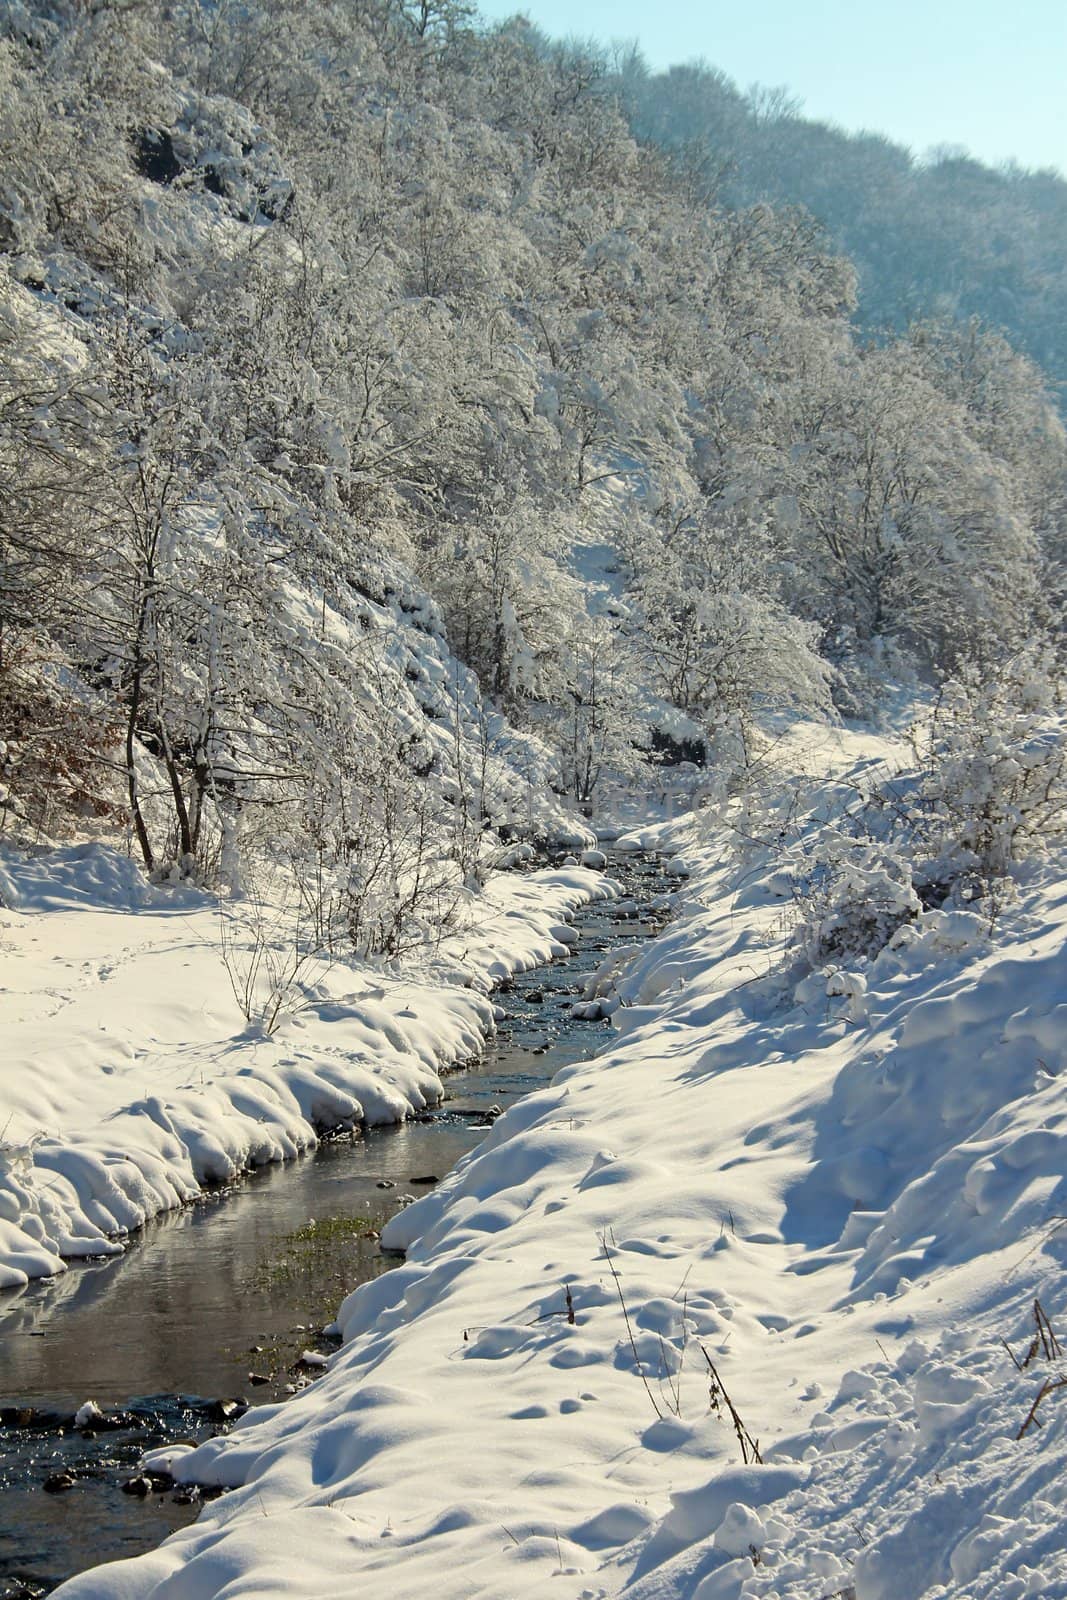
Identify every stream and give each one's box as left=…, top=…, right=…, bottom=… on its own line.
left=0, top=854, right=672, bottom=1598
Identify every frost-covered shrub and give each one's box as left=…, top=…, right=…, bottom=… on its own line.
left=788, top=651, right=1067, bottom=973
left=909, top=652, right=1067, bottom=891
left=792, top=833, right=921, bottom=969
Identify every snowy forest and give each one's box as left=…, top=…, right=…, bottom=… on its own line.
left=3, top=0, right=1066, bottom=937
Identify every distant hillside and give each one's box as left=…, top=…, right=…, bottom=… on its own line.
left=615, top=56, right=1067, bottom=401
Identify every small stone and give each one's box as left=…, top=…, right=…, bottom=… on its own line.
left=294, top=1349, right=329, bottom=1371
left=173, top=1484, right=201, bottom=1505
left=248, top=1372, right=272, bottom=1386
left=93, top=1410, right=141, bottom=1432
left=376, top=1179, right=395, bottom=1189
left=44, top=1471, right=77, bottom=1493
left=121, top=1476, right=153, bottom=1498
left=207, top=1398, right=244, bottom=1423
left=408, top=1175, right=438, bottom=1186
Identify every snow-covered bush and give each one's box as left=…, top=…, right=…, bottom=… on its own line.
left=786, top=651, right=1067, bottom=973
left=790, top=831, right=921, bottom=969
left=909, top=651, right=1067, bottom=892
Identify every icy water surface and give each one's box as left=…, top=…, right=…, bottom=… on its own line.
left=0, top=854, right=672, bottom=1597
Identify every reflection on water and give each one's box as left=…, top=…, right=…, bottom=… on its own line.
left=0, top=855, right=670, bottom=1597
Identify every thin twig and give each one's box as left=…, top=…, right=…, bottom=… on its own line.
left=599, top=1231, right=664, bottom=1420
left=1016, top=1375, right=1067, bottom=1439
left=658, top=1335, right=682, bottom=1417
left=1034, top=1299, right=1062, bottom=1362
left=700, top=1344, right=762, bottom=1464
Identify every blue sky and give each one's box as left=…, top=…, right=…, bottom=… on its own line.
left=475, top=0, right=1067, bottom=176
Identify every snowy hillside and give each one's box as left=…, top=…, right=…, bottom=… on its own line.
left=3, top=0, right=1065, bottom=881
left=48, top=720, right=1067, bottom=1600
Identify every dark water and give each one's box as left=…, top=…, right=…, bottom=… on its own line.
left=0, top=855, right=671, bottom=1597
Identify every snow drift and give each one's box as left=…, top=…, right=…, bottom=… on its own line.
left=0, top=847, right=608, bottom=1289
left=49, top=722, right=1067, bottom=1598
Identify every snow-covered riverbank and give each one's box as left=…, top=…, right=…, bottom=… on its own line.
left=0, top=848, right=610, bottom=1288
left=51, top=720, right=1067, bottom=1600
